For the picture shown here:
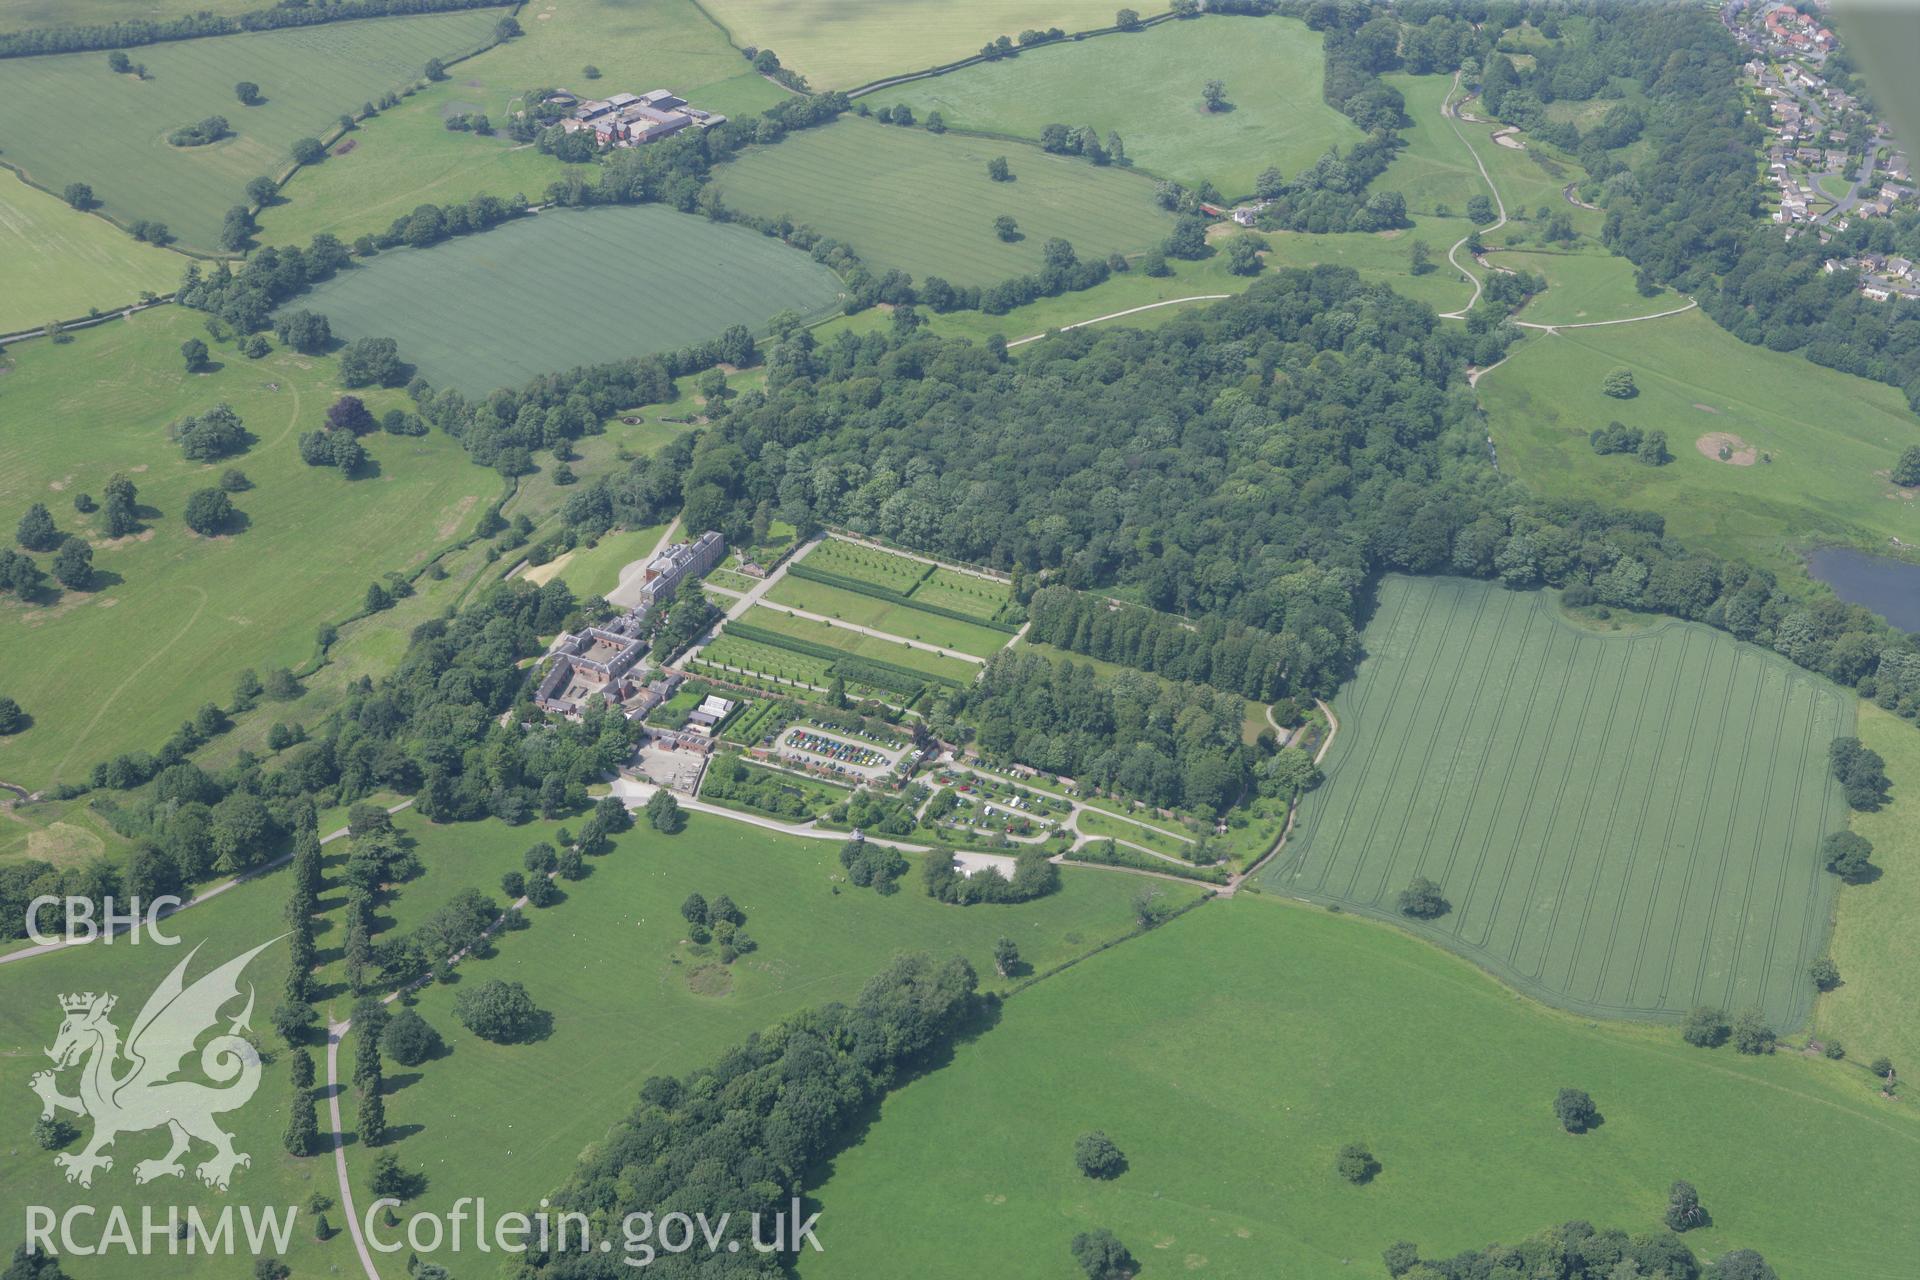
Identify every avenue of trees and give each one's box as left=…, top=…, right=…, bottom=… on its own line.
left=1381, top=1218, right=1775, bottom=1280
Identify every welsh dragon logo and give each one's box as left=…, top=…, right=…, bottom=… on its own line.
left=30, top=938, right=279, bottom=1191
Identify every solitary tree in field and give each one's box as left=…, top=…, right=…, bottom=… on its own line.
left=1073, top=1130, right=1126, bottom=1179
left=1731, top=1007, right=1775, bottom=1055
left=646, top=789, right=684, bottom=834
left=1202, top=79, right=1229, bottom=112
left=1409, top=238, right=1433, bottom=274
left=16, top=503, right=60, bottom=552
left=1226, top=235, right=1263, bottom=275
left=1335, top=1142, right=1378, bottom=1184
left=424, top=57, right=447, bottom=81
left=1071, top=1227, right=1135, bottom=1280
left=0, top=696, right=24, bottom=735
left=1665, top=1179, right=1706, bottom=1232
left=291, top=137, right=326, bottom=166
left=994, top=214, right=1020, bottom=241
left=1808, top=956, right=1841, bottom=991
left=1396, top=876, right=1449, bottom=919
left=1821, top=829, right=1874, bottom=881
left=1601, top=366, right=1638, bottom=398
left=52, top=538, right=94, bottom=591
left=235, top=81, right=262, bottom=105
left=62, top=182, right=94, bottom=210
left=108, top=50, right=131, bottom=73
left=183, top=488, right=235, bottom=536
left=1466, top=194, right=1495, bottom=224
left=1893, top=445, right=1920, bottom=487
left=993, top=936, right=1020, bottom=977
left=181, top=338, right=211, bottom=373
left=1553, top=1087, right=1599, bottom=1133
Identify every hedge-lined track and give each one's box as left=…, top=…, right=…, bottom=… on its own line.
left=1262, top=575, right=1853, bottom=1028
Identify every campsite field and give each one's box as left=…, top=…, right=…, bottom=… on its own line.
left=1262, top=575, right=1853, bottom=1028
left=0, top=8, right=504, bottom=251
left=0, top=308, right=493, bottom=792
left=865, top=14, right=1360, bottom=197
left=258, top=0, right=785, bottom=247
left=1477, top=306, right=1920, bottom=571
left=290, top=204, right=845, bottom=395
left=0, top=173, right=185, bottom=331
left=1812, top=702, right=1920, bottom=1076
left=799, top=900, right=1920, bottom=1280
left=337, top=812, right=1183, bottom=1234
left=765, top=575, right=1009, bottom=656
left=694, top=0, right=1116, bottom=89
left=1485, top=245, right=1683, bottom=326
left=713, top=118, right=1174, bottom=285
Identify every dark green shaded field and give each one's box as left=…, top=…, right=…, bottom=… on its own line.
left=290, top=205, right=845, bottom=394
left=1263, top=575, right=1853, bottom=1027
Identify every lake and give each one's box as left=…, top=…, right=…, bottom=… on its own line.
left=1806, top=546, right=1920, bottom=633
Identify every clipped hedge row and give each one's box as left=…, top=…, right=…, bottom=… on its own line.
left=785, top=561, right=1018, bottom=633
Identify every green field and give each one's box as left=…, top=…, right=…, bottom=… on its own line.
left=1074, top=805, right=1195, bottom=859
left=701, top=633, right=832, bottom=686
left=866, top=14, right=1361, bottom=198
left=1484, top=246, right=1683, bottom=326
left=740, top=604, right=983, bottom=683
left=696, top=0, right=1116, bottom=89
left=259, top=0, right=786, bottom=247
left=1256, top=216, right=1477, bottom=314
left=910, top=565, right=1011, bottom=620
left=713, top=118, right=1174, bottom=285
left=766, top=575, right=1008, bottom=655
left=1812, top=702, right=1920, bottom=1075
left=0, top=308, right=493, bottom=791
left=0, top=172, right=186, bottom=332
left=1477, top=307, right=1920, bottom=571
left=800, top=900, right=1920, bottom=1280
left=289, top=204, right=845, bottom=394
left=1263, top=575, right=1853, bottom=1028
left=337, top=812, right=1184, bottom=1240
left=1378, top=73, right=1491, bottom=216
left=0, top=0, right=269, bottom=32
left=0, top=9, right=504, bottom=251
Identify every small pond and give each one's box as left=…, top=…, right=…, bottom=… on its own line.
left=1806, top=546, right=1920, bottom=633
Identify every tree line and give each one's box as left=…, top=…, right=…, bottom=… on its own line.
left=0, top=0, right=511, bottom=59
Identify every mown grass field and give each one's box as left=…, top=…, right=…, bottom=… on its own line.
left=259, top=0, right=785, bottom=247
left=0, top=172, right=185, bottom=332
left=713, top=118, right=1174, bottom=285
left=338, top=812, right=1184, bottom=1239
left=0, top=9, right=504, bottom=250
left=1263, top=575, right=1853, bottom=1028
left=695, top=0, right=1116, bottom=89
left=1379, top=73, right=1491, bottom=216
left=1812, top=702, right=1920, bottom=1075
left=866, top=14, right=1360, bottom=198
left=519, top=522, right=668, bottom=599
left=1254, top=215, right=1477, bottom=314
left=1477, top=307, right=1920, bottom=572
left=0, top=308, right=493, bottom=792
left=799, top=900, right=1920, bottom=1280
left=1485, top=245, right=1683, bottom=326
left=803, top=536, right=930, bottom=591
left=0, top=0, right=268, bottom=32
left=739, top=604, right=983, bottom=683
left=911, top=566, right=1010, bottom=620
left=291, top=204, right=844, bottom=394
left=766, top=575, right=1008, bottom=656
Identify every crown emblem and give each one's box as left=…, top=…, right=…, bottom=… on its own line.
left=59, top=992, right=113, bottom=1015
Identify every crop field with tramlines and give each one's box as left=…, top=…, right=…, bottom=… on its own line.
left=1261, top=574, right=1854, bottom=1028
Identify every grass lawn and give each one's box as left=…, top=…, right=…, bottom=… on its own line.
left=799, top=899, right=1920, bottom=1280
left=337, top=811, right=1186, bottom=1235
left=866, top=14, right=1360, bottom=198
left=1817, top=173, right=1854, bottom=203
left=1263, top=575, right=1854, bottom=1029
left=1484, top=245, right=1683, bottom=325
left=802, top=536, right=932, bottom=592
left=695, top=0, right=1116, bottom=89
left=259, top=0, right=786, bottom=248
left=0, top=171, right=186, bottom=332
left=909, top=566, right=1011, bottom=620
left=0, top=308, right=494, bottom=793
left=290, top=204, right=845, bottom=395
left=1812, top=702, right=1920, bottom=1074
left=1379, top=73, right=1490, bottom=216
left=1074, top=805, right=1195, bottom=858
left=519, top=522, right=668, bottom=599
left=0, top=792, right=131, bottom=870
left=0, top=8, right=504, bottom=251
left=1256, top=215, right=1477, bottom=314
left=766, top=576, right=1008, bottom=656
left=713, top=117, right=1174, bottom=286
left=702, top=633, right=836, bottom=688
left=739, top=605, right=983, bottom=683
left=1477, top=307, right=1920, bottom=573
